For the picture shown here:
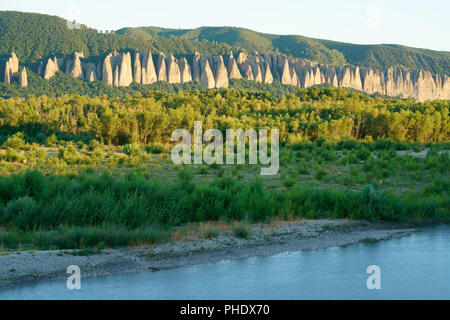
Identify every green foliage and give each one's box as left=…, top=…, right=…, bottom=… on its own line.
left=3, top=196, right=40, bottom=229
left=146, top=142, right=170, bottom=154
left=314, top=167, right=327, bottom=180
left=2, top=132, right=27, bottom=150
left=0, top=11, right=233, bottom=63
left=118, top=26, right=450, bottom=74
left=123, top=143, right=141, bottom=156
left=232, top=222, right=250, bottom=239
left=0, top=169, right=445, bottom=233
left=0, top=11, right=447, bottom=78
left=0, top=88, right=448, bottom=147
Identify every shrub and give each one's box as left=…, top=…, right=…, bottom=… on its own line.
left=123, top=143, right=141, bottom=156
left=356, top=148, right=371, bottom=161
left=4, top=148, right=24, bottom=162
left=146, top=143, right=170, bottom=154
left=88, top=140, right=102, bottom=151
left=232, top=222, right=250, bottom=239
left=314, top=167, right=327, bottom=180
left=283, top=177, right=296, bottom=188
left=2, top=132, right=27, bottom=150
left=201, top=227, right=220, bottom=239
left=4, top=196, right=40, bottom=230
left=45, top=134, right=58, bottom=147
left=298, top=163, right=310, bottom=175
left=58, top=142, right=82, bottom=164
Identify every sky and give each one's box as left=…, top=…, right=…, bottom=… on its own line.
left=1, top=0, right=449, bottom=51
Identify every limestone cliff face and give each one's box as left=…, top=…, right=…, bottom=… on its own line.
left=4, top=61, right=11, bottom=84
left=117, top=52, right=133, bottom=87
left=281, top=59, right=292, bottom=85
left=30, top=50, right=449, bottom=101
left=192, top=52, right=201, bottom=82
left=133, top=51, right=142, bottom=84
left=263, top=62, right=273, bottom=84
left=200, top=57, right=215, bottom=88
left=179, top=57, right=192, bottom=83
left=166, top=54, right=181, bottom=84
left=66, top=52, right=84, bottom=79
left=97, top=52, right=129, bottom=86
left=156, top=53, right=167, bottom=82
left=141, top=51, right=157, bottom=84
left=102, top=53, right=114, bottom=86
left=112, top=66, right=118, bottom=87
left=4, top=52, right=19, bottom=84
left=252, top=63, right=263, bottom=83
left=213, top=56, right=229, bottom=88
left=83, top=62, right=97, bottom=82
left=19, top=67, right=27, bottom=87
left=43, top=57, right=59, bottom=80
left=227, top=52, right=242, bottom=79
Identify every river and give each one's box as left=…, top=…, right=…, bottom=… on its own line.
left=0, top=226, right=449, bottom=300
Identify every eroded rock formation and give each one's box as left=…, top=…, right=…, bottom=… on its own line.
left=19, top=67, right=27, bottom=87
left=200, top=57, right=215, bottom=88
left=156, top=53, right=167, bottom=82
left=166, top=54, right=181, bottom=84
left=179, top=57, right=192, bottom=83
left=14, top=50, right=448, bottom=101
left=227, top=52, right=242, bottom=79
left=66, top=52, right=84, bottom=79
left=213, top=56, right=229, bottom=88
left=141, top=51, right=157, bottom=84
left=4, top=52, right=19, bottom=84
left=43, top=57, right=59, bottom=80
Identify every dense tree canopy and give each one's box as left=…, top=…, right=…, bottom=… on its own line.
left=0, top=87, right=448, bottom=146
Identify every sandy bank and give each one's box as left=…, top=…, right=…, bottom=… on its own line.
left=0, top=219, right=417, bottom=289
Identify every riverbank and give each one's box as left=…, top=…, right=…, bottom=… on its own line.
left=0, top=219, right=417, bottom=289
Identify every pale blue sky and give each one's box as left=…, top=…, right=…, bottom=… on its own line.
left=1, top=0, right=449, bottom=51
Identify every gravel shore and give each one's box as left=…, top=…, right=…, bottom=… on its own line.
left=0, top=219, right=416, bottom=289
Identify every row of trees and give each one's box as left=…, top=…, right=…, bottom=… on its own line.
left=0, top=88, right=448, bottom=146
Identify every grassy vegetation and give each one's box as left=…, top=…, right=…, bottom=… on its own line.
left=0, top=148, right=448, bottom=251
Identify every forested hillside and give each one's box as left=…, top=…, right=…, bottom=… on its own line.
left=1, top=11, right=448, bottom=76
left=117, top=26, right=450, bottom=75
left=0, top=11, right=233, bottom=63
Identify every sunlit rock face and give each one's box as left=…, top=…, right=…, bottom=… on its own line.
left=166, top=54, right=181, bottom=84
left=227, top=52, right=242, bottom=80
left=179, top=57, right=192, bottom=83
left=4, top=52, right=19, bottom=84
left=83, top=63, right=97, bottom=82
left=22, top=50, right=450, bottom=101
left=156, top=53, right=167, bottom=82
left=43, top=57, right=59, bottom=80
left=19, top=67, right=27, bottom=87
left=200, top=57, right=215, bottom=89
left=67, top=52, right=84, bottom=79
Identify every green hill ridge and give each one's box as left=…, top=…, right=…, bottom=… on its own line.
left=0, top=11, right=448, bottom=75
